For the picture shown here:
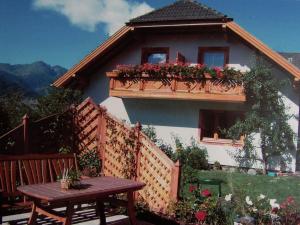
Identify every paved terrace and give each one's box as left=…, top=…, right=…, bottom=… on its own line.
left=2, top=205, right=154, bottom=225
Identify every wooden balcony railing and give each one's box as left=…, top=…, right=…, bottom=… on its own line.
left=107, top=71, right=246, bottom=102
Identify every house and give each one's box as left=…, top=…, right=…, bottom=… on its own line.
left=54, top=0, right=300, bottom=172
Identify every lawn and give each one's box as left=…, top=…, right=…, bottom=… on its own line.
left=183, top=170, right=300, bottom=204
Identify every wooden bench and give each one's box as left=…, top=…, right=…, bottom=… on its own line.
left=0, top=153, right=78, bottom=222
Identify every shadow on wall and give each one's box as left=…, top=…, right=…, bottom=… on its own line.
left=123, top=98, right=247, bottom=128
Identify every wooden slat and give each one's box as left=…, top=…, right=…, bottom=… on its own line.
left=35, top=160, right=43, bottom=183
left=42, top=159, right=48, bottom=183
left=4, top=161, right=11, bottom=194
left=0, top=162, right=6, bottom=192
left=11, top=161, right=17, bottom=193
left=29, top=160, right=38, bottom=184
left=51, top=159, right=60, bottom=178
left=23, top=160, right=34, bottom=185
left=48, top=159, right=54, bottom=182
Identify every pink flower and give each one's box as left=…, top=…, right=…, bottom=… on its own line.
left=189, top=185, right=197, bottom=193
left=195, top=210, right=207, bottom=222
left=287, top=196, right=295, bottom=204
left=201, top=189, right=211, bottom=197
left=213, top=67, right=224, bottom=79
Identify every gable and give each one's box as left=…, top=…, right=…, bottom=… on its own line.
left=53, top=2, right=300, bottom=88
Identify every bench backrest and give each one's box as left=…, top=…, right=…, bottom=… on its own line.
left=0, top=153, right=78, bottom=197
left=0, top=158, right=18, bottom=197
left=19, top=153, right=78, bottom=185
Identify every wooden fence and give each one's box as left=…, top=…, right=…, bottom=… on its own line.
left=0, top=97, right=181, bottom=212
left=75, top=98, right=181, bottom=212
left=0, top=112, right=75, bottom=154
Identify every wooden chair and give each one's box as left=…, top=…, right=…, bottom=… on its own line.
left=0, top=156, right=24, bottom=222
left=0, top=153, right=79, bottom=222
left=19, top=153, right=78, bottom=185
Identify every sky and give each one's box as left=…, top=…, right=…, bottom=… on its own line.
left=1, top=0, right=300, bottom=69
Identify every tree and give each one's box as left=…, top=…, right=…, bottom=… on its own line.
left=227, top=60, right=295, bottom=174
left=35, top=87, right=82, bottom=117
left=0, top=93, right=34, bottom=134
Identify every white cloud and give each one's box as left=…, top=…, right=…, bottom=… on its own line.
left=33, top=0, right=153, bottom=35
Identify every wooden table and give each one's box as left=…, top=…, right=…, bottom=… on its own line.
left=17, top=176, right=145, bottom=225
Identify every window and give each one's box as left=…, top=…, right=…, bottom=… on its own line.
left=141, top=47, right=169, bottom=64
left=199, top=110, right=244, bottom=144
left=198, top=47, right=229, bottom=68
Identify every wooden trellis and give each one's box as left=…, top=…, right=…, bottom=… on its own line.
left=75, top=98, right=181, bottom=212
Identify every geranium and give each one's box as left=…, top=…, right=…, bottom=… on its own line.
left=189, top=185, right=197, bottom=193
left=270, top=199, right=280, bottom=210
left=115, top=63, right=243, bottom=81
left=225, top=193, right=232, bottom=202
left=201, top=189, right=212, bottom=197
left=258, top=194, right=266, bottom=200
left=246, top=196, right=253, bottom=206
left=195, top=210, right=207, bottom=222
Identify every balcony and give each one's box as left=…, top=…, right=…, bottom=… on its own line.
left=106, top=64, right=246, bottom=103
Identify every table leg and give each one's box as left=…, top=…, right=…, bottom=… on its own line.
left=63, top=203, right=74, bottom=225
left=28, top=201, right=38, bottom=225
left=127, top=191, right=138, bottom=225
left=96, top=200, right=106, bottom=225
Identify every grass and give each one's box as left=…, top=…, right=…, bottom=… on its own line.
left=183, top=170, right=300, bottom=204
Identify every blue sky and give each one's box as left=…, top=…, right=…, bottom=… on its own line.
left=1, top=0, right=300, bottom=69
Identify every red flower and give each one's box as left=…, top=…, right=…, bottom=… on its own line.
left=201, top=189, right=211, bottom=197
left=287, top=196, right=295, bottom=204
left=213, top=67, right=224, bottom=79
left=189, top=185, right=197, bottom=193
left=195, top=210, right=207, bottom=221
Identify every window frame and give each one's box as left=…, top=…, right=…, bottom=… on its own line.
left=141, top=47, right=170, bottom=64
left=198, top=47, right=229, bottom=68
left=198, top=109, right=244, bottom=146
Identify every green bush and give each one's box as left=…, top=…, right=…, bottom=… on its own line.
left=142, top=125, right=174, bottom=160
left=174, top=137, right=209, bottom=170
left=78, top=148, right=101, bottom=177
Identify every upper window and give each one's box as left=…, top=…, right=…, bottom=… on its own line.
left=198, top=47, right=229, bottom=68
left=141, top=47, right=169, bottom=64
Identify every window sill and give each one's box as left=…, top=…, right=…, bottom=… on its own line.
left=200, top=137, right=244, bottom=147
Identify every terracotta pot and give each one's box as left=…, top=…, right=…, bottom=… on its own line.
left=60, top=179, right=71, bottom=190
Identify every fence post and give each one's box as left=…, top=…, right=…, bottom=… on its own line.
left=170, top=160, right=181, bottom=201
left=134, top=122, right=142, bottom=180
left=22, top=114, right=29, bottom=153
left=134, top=122, right=142, bottom=200
left=98, top=105, right=107, bottom=175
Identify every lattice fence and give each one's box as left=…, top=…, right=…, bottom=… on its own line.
left=75, top=98, right=180, bottom=212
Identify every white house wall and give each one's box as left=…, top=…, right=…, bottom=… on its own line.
left=83, top=32, right=300, bottom=171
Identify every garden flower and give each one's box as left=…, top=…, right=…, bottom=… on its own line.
left=246, top=196, right=253, bottom=206
left=258, top=194, right=266, bottom=200
left=201, top=189, right=211, bottom=197
left=286, top=196, right=295, bottom=204
left=270, top=199, right=280, bottom=209
left=225, top=193, right=232, bottom=202
left=189, top=185, right=197, bottom=193
left=195, top=210, right=207, bottom=222
left=252, top=207, right=258, bottom=212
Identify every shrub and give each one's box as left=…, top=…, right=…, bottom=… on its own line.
left=78, top=148, right=101, bottom=177
left=142, top=125, right=174, bottom=160
left=174, top=137, right=209, bottom=171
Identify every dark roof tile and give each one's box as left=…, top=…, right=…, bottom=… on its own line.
left=128, top=0, right=232, bottom=25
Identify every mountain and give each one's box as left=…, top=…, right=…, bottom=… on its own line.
left=0, top=61, right=67, bottom=96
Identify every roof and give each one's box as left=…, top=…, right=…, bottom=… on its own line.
left=279, top=52, right=300, bottom=69
left=53, top=1, right=300, bottom=87
left=226, top=22, right=300, bottom=80
left=128, top=0, right=232, bottom=25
